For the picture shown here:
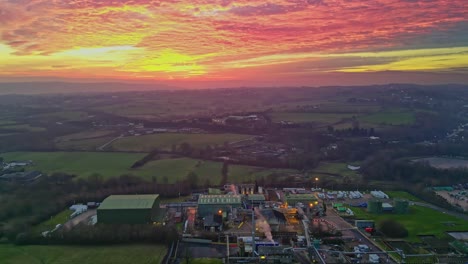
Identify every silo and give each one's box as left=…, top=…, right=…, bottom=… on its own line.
left=367, top=199, right=382, bottom=214
left=394, top=199, right=409, bottom=214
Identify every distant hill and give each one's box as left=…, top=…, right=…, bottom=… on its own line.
left=0, top=82, right=180, bottom=95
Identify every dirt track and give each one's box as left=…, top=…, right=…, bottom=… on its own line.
left=64, top=209, right=97, bottom=230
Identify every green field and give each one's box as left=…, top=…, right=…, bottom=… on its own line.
left=56, top=130, right=115, bottom=141
left=56, top=137, right=115, bottom=151
left=34, top=111, right=90, bottom=121
left=110, top=133, right=253, bottom=152
left=385, top=191, right=424, bottom=202
left=269, top=112, right=356, bottom=124
left=0, top=124, right=46, bottom=132
left=352, top=205, right=468, bottom=242
left=275, top=102, right=381, bottom=114
left=359, top=110, right=415, bottom=125
left=32, top=209, right=72, bottom=233
left=313, top=162, right=360, bottom=178
left=0, top=120, right=17, bottom=126
left=0, top=244, right=166, bottom=264
left=1, top=152, right=146, bottom=179
left=134, top=158, right=297, bottom=184
left=1, top=152, right=295, bottom=183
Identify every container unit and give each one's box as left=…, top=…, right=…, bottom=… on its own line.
left=394, top=199, right=409, bottom=214
left=367, top=199, right=383, bottom=214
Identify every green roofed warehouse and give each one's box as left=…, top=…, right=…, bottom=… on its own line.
left=198, top=194, right=242, bottom=218
left=97, top=194, right=161, bottom=224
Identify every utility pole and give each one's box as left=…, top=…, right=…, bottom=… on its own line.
left=226, top=234, right=230, bottom=264
left=251, top=206, right=256, bottom=256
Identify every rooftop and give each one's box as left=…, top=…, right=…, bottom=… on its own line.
left=98, top=194, right=159, bottom=210
left=198, top=194, right=242, bottom=205
left=285, top=193, right=317, bottom=200
left=247, top=194, right=266, bottom=201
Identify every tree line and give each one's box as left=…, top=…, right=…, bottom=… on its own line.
left=0, top=173, right=192, bottom=243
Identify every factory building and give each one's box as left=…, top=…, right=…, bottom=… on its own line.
left=197, top=194, right=242, bottom=218
left=246, top=194, right=266, bottom=207
left=97, top=194, right=161, bottom=224
left=284, top=193, right=318, bottom=207
left=238, top=184, right=256, bottom=195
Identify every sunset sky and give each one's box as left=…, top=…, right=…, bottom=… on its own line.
left=1, top=0, right=468, bottom=88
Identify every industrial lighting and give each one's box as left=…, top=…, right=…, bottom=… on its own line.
left=218, top=209, right=222, bottom=215
left=309, top=203, right=314, bottom=207
left=260, top=255, right=266, bottom=259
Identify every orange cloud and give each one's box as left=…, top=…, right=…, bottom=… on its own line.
left=0, top=0, right=467, bottom=85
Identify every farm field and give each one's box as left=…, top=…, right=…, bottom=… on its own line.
left=94, top=100, right=224, bottom=120
left=269, top=112, right=356, bottom=124
left=0, top=124, right=46, bottom=132
left=56, top=130, right=116, bottom=141
left=276, top=102, right=381, bottom=114
left=34, top=111, right=90, bottom=122
left=134, top=158, right=298, bottom=184
left=1, top=152, right=294, bottom=183
left=313, top=162, right=360, bottom=178
left=413, top=157, right=468, bottom=169
left=359, top=110, right=415, bottom=125
left=0, top=120, right=17, bottom=126
left=352, top=205, right=468, bottom=242
left=1, top=152, right=146, bottom=179
left=0, top=244, right=166, bottom=264
left=55, top=136, right=116, bottom=151
left=110, top=133, right=253, bottom=152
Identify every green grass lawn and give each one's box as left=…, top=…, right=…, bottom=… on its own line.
left=269, top=112, right=356, bottom=124
left=352, top=205, right=468, bottom=242
left=359, top=110, right=415, bottom=125
left=32, top=209, right=73, bottom=233
left=110, top=133, right=253, bottom=152
left=0, top=244, right=166, bottom=264
left=313, top=162, right=360, bottom=178
left=1, top=152, right=294, bottom=183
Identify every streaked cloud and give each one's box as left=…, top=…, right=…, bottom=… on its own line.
left=0, top=0, right=467, bottom=85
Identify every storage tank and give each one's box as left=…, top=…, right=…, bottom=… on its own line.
left=367, top=199, right=382, bottom=214
left=394, top=199, right=409, bottom=214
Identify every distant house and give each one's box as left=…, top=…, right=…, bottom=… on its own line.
left=2, top=160, right=32, bottom=170
left=347, top=165, right=361, bottom=171
left=203, top=214, right=223, bottom=231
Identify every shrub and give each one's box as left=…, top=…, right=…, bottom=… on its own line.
left=378, top=219, right=408, bottom=238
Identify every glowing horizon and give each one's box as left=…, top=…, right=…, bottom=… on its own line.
left=1, top=0, right=468, bottom=87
